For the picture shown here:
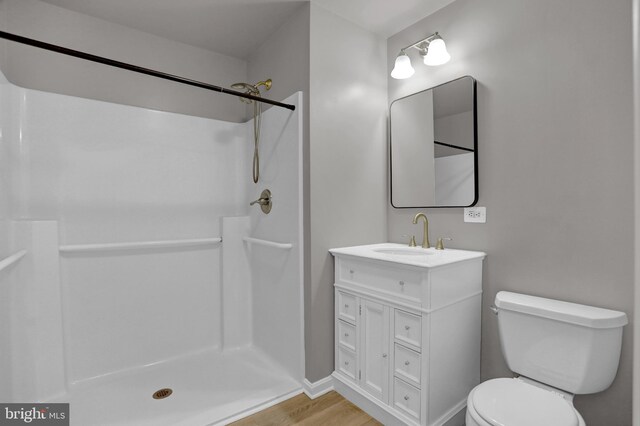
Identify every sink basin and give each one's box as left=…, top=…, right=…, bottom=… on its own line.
left=330, top=243, right=485, bottom=268
left=373, top=247, right=434, bottom=256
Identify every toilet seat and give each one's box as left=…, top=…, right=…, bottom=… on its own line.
left=470, top=378, right=579, bottom=426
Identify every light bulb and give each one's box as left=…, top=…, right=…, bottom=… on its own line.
left=391, top=52, right=415, bottom=79
left=424, top=38, right=450, bottom=66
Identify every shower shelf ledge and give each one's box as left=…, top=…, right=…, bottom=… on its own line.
left=243, top=237, right=293, bottom=250
left=59, top=237, right=222, bottom=253
left=0, top=249, right=27, bottom=273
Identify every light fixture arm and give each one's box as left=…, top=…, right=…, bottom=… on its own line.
left=399, top=32, right=442, bottom=54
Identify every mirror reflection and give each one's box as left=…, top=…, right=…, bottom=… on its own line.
left=390, top=76, right=477, bottom=208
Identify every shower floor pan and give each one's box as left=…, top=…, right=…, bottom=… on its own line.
left=49, top=347, right=301, bottom=426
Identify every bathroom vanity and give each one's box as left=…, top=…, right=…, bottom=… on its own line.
left=330, top=243, right=486, bottom=426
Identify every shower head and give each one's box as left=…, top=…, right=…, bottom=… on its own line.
left=231, top=82, right=259, bottom=104
left=231, top=82, right=257, bottom=92
left=230, top=79, right=272, bottom=103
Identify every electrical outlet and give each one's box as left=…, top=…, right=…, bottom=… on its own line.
left=464, top=207, right=486, bottom=223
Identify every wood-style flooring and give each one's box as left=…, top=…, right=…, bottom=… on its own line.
left=230, top=391, right=382, bottom=426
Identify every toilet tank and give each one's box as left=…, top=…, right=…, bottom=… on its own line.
left=495, top=291, right=627, bottom=394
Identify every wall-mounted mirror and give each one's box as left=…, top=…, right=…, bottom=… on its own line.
left=390, top=76, right=477, bottom=208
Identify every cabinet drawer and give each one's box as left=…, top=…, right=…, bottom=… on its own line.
left=395, top=310, right=422, bottom=350
left=337, top=346, right=357, bottom=380
left=337, top=291, right=357, bottom=324
left=394, top=343, right=421, bottom=387
left=340, top=260, right=422, bottom=301
left=337, top=320, right=356, bottom=351
left=393, top=377, right=421, bottom=422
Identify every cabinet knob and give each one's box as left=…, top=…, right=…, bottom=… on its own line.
left=345, top=304, right=349, bottom=308
left=345, top=361, right=349, bottom=366
left=382, top=353, right=388, bottom=358
left=404, top=395, right=410, bottom=401
left=404, top=360, right=410, bottom=366
left=405, top=325, right=410, bottom=331
left=399, top=281, right=405, bottom=286
left=344, top=333, right=349, bottom=337
left=349, top=269, right=354, bottom=274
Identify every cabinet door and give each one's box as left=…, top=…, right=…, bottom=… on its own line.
left=360, top=298, right=390, bottom=402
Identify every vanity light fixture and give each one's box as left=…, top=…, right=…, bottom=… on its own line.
left=390, top=51, right=415, bottom=79
left=391, top=32, right=450, bottom=79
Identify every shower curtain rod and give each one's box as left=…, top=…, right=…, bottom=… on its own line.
left=0, top=31, right=296, bottom=111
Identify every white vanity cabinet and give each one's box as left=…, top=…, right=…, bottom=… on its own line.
left=330, top=244, right=485, bottom=426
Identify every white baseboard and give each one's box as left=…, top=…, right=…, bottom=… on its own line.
left=303, top=375, right=334, bottom=399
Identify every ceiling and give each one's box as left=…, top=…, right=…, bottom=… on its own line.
left=313, top=0, right=455, bottom=38
left=39, top=0, right=456, bottom=59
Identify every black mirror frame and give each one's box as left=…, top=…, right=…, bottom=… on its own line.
left=389, top=75, right=478, bottom=209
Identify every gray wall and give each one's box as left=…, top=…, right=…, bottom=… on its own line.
left=387, top=1, right=634, bottom=424
left=0, top=0, right=246, bottom=122
left=306, top=3, right=388, bottom=382
left=634, top=0, right=640, bottom=423
left=0, top=2, right=5, bottom=75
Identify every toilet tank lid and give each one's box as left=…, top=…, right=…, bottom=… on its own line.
left=495, top=291, right=628, bottom=329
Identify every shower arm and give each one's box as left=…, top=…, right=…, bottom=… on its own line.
left=0, top=30, right=295, bottom=111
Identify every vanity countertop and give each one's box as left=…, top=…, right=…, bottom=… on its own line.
left=329, top=243, right=486, bottom=269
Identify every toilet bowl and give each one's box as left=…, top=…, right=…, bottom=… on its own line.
left=465, top=291, right=627, bottom=426
left=465, top=377, right=585, bottom=426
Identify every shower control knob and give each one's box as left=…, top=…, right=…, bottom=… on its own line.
left=249, top=189, right=272, bottom=214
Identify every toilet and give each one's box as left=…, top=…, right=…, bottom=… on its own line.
left=466, top=291, right=628, bottom=426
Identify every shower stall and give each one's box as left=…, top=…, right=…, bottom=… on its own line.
left=0, top=61, right=304, bottom=425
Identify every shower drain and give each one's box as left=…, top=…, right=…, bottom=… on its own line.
left=152, top=388, right=173, bottom=400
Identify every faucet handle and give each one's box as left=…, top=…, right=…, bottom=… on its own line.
left=435, top=237, right=452, bottom=250
left=402, top=235, right=417, bottom=247
left=249, top=189, right=272, bottom=214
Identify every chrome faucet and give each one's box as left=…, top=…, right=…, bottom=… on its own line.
left=412, top=213, right=430, bottom=248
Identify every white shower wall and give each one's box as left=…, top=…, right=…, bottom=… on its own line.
left=19, top=85, right=249, bottom=384
left=0, top=69, right=304, bottom=414
left=18, top=87, right=249, bottom=240
left=0, top=70, right=15, bottom=402
left=246, top=95, right=304, bottom=381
